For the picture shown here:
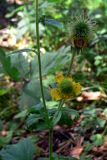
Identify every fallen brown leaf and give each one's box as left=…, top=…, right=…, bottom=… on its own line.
left=77, top=91, right=106, bottom=101
left=69, top=146, right=84, bottom=159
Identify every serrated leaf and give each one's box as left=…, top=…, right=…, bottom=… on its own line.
left=10, top=51, right=32, bottom=79
left=19, top=79, right=50, bottom=108
left=0, top=138, right=35, bottom=160
left=26, top=113, right=47, bottom=131
left=26, top=104, right=47, bottom=131
left=64, top=108, right=79, bottom=119
left=31, top=46, right=70, bottom=77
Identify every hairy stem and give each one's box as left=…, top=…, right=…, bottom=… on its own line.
left=67, top=48, right=75, bottom=75
left=35, top=1, right=53, bottom=159
left=35, top=0, right=49, bottom=125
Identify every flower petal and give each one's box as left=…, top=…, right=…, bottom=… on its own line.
left=50, top=88, right=61, bottom=100
left=73, top=82, right=82, bottom=95
left=55, top=72, right=64, bottom=84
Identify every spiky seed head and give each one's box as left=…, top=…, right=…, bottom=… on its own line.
left=67, top=12, right=95, bottom=49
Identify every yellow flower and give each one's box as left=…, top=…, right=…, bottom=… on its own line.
left=50, top=88, right=61, bottom=101
left=50, top=73, right=82, bottom=100
left=55, top=72, right=64, bottom=84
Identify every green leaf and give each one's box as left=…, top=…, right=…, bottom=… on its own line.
left=80, top=153, right=92, bottom=160
left=64, top=108, right=79, bottom=119
left=0, top=88, right=10, bottom=96
left=52, top=110, right=62, bottom=126
left=83, top=0, right=102, bottom=9
left=91, top=134, right=104, bottom=146
left=58, top=108, right=79, bottom=126
left=26, top=113, right=47, bottom=131
left=0, top=49, right=20, bottom=81
left=97, top=118, right=106, bottom=128
left=26, top=114, right=41, bottom=127
left=84, top=142, right=93, bottom=152
left=0, top=130, right=13, bottom=148
left=59, top=112, right=73, bottom=126
left=6, top=46, right=70, bottom=108
left=19, top=79, right=50, bottom=108
left=10, top=50, right=33, bottom=79
left=32, top=46, right=70, bottom=77
left=104, top=108, right=107, bottom=116
left=14, top=110, right=28, bottom=119
left=0, top=138, right=35, bottom=160
left=83, top=108, right=96, bottom=116
left=26, top=104, right=48, bottom=131
left=44, top=18, right=64, bottom=29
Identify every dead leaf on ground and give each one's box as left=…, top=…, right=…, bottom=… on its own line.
left=69, top=137, right=84, bottom=159
left=77, top=91, right=106, bottom=101
left=69, top=146, right=84, bottom=159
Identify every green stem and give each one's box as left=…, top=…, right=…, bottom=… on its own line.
left=35, top=0, right=49, bottom=125
left=49, top=129, right=53, bottom=160
left=67, top=48, right=75, bottom=75
left=35, top=1, right=53, bottom=159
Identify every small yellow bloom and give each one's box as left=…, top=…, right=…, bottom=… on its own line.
left=50, top=74, right=82, bottom=101
left=55, top=72, right=64, bottom=84
left=50, top=88, right=61, bottom=101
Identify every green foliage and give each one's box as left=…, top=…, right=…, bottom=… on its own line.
left=0, top=88, right=10, bottom=96
left=8, top=46, right=70, bottom=108
left=94, top=54, right=107, bottom=76
left=82, top=0, right=102, bottom=10
left=91, top=134, right=104, bottom=146
left=0, top=49, right=20, bottom=81
left=0, top=0, right=107, bottom=159
left=38, top=155, right=77, bottom=160
left=0, top=138, right=35, bottom=160
left=9, top=46, right=70, bottom=79
left=26, top=104, right=47, bottom=131
left=0, top=93, right=18, bottom=120
left=0, top=131, right=13, bottom=148
left=80, top=107, right=106, bottom=131
left=58, top=107, right=79, bottom=126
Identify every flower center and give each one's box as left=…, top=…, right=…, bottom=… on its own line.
left=59, top=79, right=73, bottom=94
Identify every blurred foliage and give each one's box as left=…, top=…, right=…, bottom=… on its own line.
left=0, top=138, right=35, bottom=160
left=0, top=0, right=107, bottom=159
